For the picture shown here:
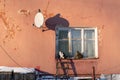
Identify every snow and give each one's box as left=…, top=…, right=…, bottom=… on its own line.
left=0, top=66, right=35, bottom=74
left=105, top=74, right=120, bottom=80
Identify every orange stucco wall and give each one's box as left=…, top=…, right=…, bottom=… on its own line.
left=0, top=0, right=120, bottom=76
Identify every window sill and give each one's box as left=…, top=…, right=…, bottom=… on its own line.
left=73, top=57, right=99, bottom=60
left=56, top=57, right=99, bottom=60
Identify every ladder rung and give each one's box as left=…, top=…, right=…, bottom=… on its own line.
left=57, top=67, right=72, bottom=70
left=56, top=75, right=70, bottom=77
left=57, top=62, right=71, bottom=64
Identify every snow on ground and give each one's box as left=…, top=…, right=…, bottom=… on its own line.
left=105, top=74, right=120, bottom=80
left=0, top=66, right=35, bottom=74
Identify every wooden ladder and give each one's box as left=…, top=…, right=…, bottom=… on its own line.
left=56, top=59, right=73, bottom=79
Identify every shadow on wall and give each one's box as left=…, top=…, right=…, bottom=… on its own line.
left=44, top=14, right=69, bottom=31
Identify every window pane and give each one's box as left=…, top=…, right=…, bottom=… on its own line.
left=58, top=30, right=68, bottom=39
left=72, top=40, right=81, bottom=57
left=71, top=29, right=81, bottom=39
left=84, top=40, right=95, bottom=58
left=84, top=30, right=95, bottom=39
left=58, top=41, right=69, bottom=57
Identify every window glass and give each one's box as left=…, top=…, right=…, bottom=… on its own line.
left=72, top=40, right=81, bottom=57
left=71, top=29, right=82, bottom=57
left=84, top=30, right=95, bottom=58
left=84, top=40, right=95, bottom=58
left=58, top=40, right=69, bottom=57
left=84, top=30, right=95, bottom=39
left=71, top=29, right=81, bottom=39
left=59, top=30, right=68, bottom=39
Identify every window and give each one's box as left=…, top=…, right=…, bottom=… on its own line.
left=56, top=27, right=98, bottom=59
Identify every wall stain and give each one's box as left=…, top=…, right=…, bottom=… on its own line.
left=0, top=0, right=22, bottom=45
left=98, top=25, right=104, bottom=46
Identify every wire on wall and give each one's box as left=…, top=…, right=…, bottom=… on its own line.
left=0, top=45, right=33, bottom=72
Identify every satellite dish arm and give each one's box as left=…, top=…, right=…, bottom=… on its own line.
left=38, top=9, right=41, bottom=12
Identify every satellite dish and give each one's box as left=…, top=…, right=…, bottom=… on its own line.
left=34, top=12, right=44, bottom=28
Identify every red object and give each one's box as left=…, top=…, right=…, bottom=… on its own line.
left=35, top=66, right=40, bottom=71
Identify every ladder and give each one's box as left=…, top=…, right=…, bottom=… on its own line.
left=56, top=59, right=74, bottom=79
